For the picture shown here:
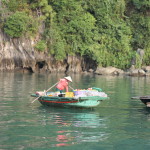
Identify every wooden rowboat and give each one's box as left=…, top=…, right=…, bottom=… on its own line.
left=31, top=93, right=108, bottom=108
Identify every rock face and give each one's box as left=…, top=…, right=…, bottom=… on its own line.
left=95, top=66, right=124, bottom=75
left=128, top=69, right=146, bottom=76
left=0, top=29, right=93, bottom=73
left=0, top=29, right=149, bottom=77
left=125, top=65, right=150, bottom=76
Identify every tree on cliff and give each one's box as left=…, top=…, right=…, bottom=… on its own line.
left=4, top=11, right=37, bottom=38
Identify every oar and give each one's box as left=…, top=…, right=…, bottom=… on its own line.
left=29, top=82, right=58, bottom=105
left=69, top=85, right=74, bottom=90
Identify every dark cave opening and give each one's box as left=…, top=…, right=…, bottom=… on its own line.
left=37, top=61, right=45, bottom=69
left=35, top=61, right=46, bottom=72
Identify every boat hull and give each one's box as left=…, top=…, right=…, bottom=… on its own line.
left=139, top=96, right=150, bottom=107
left=31, top=94, right=108, bottom=108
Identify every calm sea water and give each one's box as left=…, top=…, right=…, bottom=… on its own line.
left=0, top=72, right=150, bottom=150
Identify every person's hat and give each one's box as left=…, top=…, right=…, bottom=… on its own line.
left=64, top=76, right=72, bottom=82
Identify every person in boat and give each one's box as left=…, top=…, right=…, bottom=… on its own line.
left=56, top=76, right=72, bottom=93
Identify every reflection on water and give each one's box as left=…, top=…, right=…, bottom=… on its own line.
left=37, top=106, right=109, bottom=147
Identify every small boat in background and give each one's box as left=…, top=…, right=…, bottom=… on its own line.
left=139, top=96, right=150, bottom=107
left=31, top=87, right=109, bottom=108
left=131, top=95, right=150, bottom=107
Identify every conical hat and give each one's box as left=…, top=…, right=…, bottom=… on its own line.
left=64, top=76, right=72, bottom=82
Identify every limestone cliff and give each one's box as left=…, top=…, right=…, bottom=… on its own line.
left=0, top=29, right=96, bottom=73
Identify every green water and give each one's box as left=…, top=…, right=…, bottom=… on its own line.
left=0, top=72, right=150, bottom=150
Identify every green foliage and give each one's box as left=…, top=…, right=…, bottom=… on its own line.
left=144, top=44, right=150, bottom=65
left=130, top=14, right=150, bottom=49
left=30, top=0, right=53, bottom=19
left=49, top=0, right=98, bottom=60
left=4, top=11, right=38, bottom=38
left=82, top=0, right=133, bottom=69
left=27, top=17, right=39, bottom=36
left=126, top=1, right=150, bottom=67
left=35, top=40, right=47, bottom=52
left=135, top=53, right=142, bottom=68
left=4, top=12, right=30, bottom=38
left=64, top=12, right=97, bottom=55
left=132, top=0, right=150, bottom=10
left=2, top=0, right=30, bottom=12
left=44, top=24, right=66, bottom=60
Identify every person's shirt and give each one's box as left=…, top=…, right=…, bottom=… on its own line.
left=56, top=79, right=69, bottom=92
